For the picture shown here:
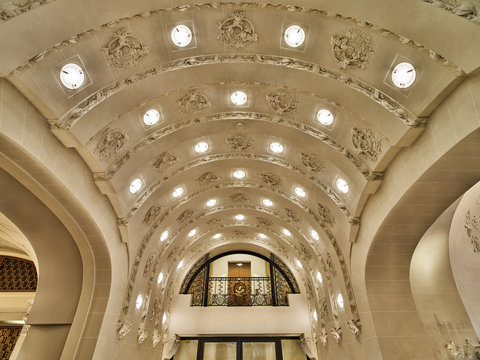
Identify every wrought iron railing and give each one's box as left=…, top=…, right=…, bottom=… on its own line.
left=206, top=277, right=273, bottom=306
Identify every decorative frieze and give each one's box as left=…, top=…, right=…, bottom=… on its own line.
left=217, top=10, right=258, bottom=48
left=422, top=0, right=480, bottom=25
left=94, top=128, right=127, bottom=162
left=346, top=319, right=361, bottom=340
left=226, top=134, right=253, bottom=151
left=230, top=193, right=249, bottom=203
left=260, top=172, right=282, bottom=187
left=196, top=171, right=219, bottom=185
left=320, top=298, right=329, bottom=319
left=444, top=339, right=479, bottom=360
left=137, top=328, right=148, bottom=344
left=116, top=320, right=132, bottom=341
left=285, top=208, right=301, bottom=222
left=266, top=90, right=298, bottom=114
left=330, top=327, right=342, bottom=344
left=465, top=210, right=480, bottom=253
left=143, top=205, right=162, bottom=226
left=318, top=329, right=328, bottom=347
left=301, top=152, right=325, bottom=172
left=0, top=0, right=53, bottom=23
left=256, top=217, right=273, bottom=227
left=153, top=152, right=177, bottom=170
left=177, top=209, right=194, bottom=223
left=331, top=28, right=374, bottom=70
left=326, top=252, right=337, bottom=277
left=102, top=28, right=149, bottom=69
left=351, top=127, right=382, bottom=161
left=318, top=203, right=336, bottom=226
left=177, top=90, right=210, bottom=114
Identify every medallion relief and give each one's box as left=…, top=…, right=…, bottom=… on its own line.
left=230, top=193, right=249, bottom=202
left=177, top=209, right=194, bottom=223
left=318, top=203, right=336, bottom=226
left=94, top=128, right=128, bottom=162
left=196, top=171, right=219, bottom=185
left=207, top=218, right=221, bottom=226
left=346, top=319, right=361, bottom=340
left=301, top=152, right=325, bottom=172
left=330, top=327, right=342, bottom=344
left=153, top=152, right=177, bottom=170
left=285, top=208, right=301, bottom=222
left=256, top=217, right=273, bottom=227
left=217, top=10, right=258, bottom=48
left=102, top=27, right=149, bottom=69
left=351, top=127, right=382, bottom=161
left=331, top=28, right=374, bottom=70
left=226, top=134, right=254, bottom=151
left=260, top=172, right=282, bottom=187
left=266, top=90, right=299, bottom=114
left=143, top=205, right=162, bottom=226
left=177, top=90, right=210, bottom=114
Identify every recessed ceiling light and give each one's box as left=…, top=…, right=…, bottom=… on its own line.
left=262, top=199, right=273, bottom=207
left=313, top=310, right=318, bottom=322
left=337, top=293, right=344, bottom=309
left=59, top=63, right=85, bottom=89
left=160, top=230, right=169, bottom=242
left=143, top=109, right=160, bottom=126
left=213, top=233, right=221, bottom=239
left=135, top=294, right=143, bottom=310
left=188, top=229, right=197, bottom=237
left=311, top=229, right=319, bottom=241
left=162, top=312, right=168, bottom=324
left=177, top=260, right=184, bottom=270
left=335, top=178, right=349, bottom=194
left=206, top=199, right=216, bottom=207
left=391, top=62, right=416, bottom=89
left=129, top=178, right=143, bottom=194
left=172, top=187, right=184, bottom=198
left=231, top=91, right=247, bottom=105
left=270, top=142, right=284, bottom=154
left=316, top=271, right=323, bottom=283
left=235, top=214, right=245, bottom=221
left=233, top=170, right=246, bottom=179
left=282, top=228, right=292, bottom=237
left=294, top=186, right=306, bottom=198
left=284, top=25, right=305, bottom=48
left=259, top=233, right=267, bottom=239
left=171, top=25, right=192, bottom=47
left=296, top=259, right=303, bottom=268
left=194, top=141, right=209, bottom=153
left=317, top=109, right=334, bottom=126
left=157, top=272, right=164, bottom=284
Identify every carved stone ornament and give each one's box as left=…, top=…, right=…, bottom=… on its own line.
left=143, top=254, right=156, bottom=278
left=143, top=205, right=162, bottom=226
left=318, top=329, right=328, bottom=347
left=266, top=90, right=298, bottom=114
left=226, top=134, right=253, bottom=151
left=346, top=319, right=361, bottom=340
left=444, top=339, right=479, bottom=360
left=94, top=128, right=128, bottom=162
left=230, top=192, right=249, bottom=203
left=326, top=252, right=337, bottom=277
left=217, top=10, right=258, bottom=48
left=153, top=152, right=177, bottom=170
left=152, top=329, right=161, bottom=348
left=285, top=208, right=301, bottom=222
left=331, top=28, right=374, bottom=70
left=177, top=90, right=210, bottom=114
left=330, top=327, right=342, bottom=344
left=318, top=203, right=336, bottom=226
left=465, top=210, right=480, bottom=253
left=207, top=218, right=221, bottom=225
left=177, top=209, right=194, bottom=223
left=257, top=217, right=273, bottom=227
left=196, top=171, right=219, bottom=185
left=260, top=172, right=282, bottom=187
left=137, top=327, right=148, bottom=344
left=351, top=127, right=382, bottom=161
left=320, top=298, right=329, bottom=319
left=0, top=0, right=53, bottom=23
left=116, top=320, right=132, bottom=341
left=102, top=28, right=149, bottom=69
left=422, top=0, right=480, bottom=25
left=234, top=229, right=248, bottom=236
left=301, top=152, right=325, bottom=172
left=162, top=335, right=181, bottom=359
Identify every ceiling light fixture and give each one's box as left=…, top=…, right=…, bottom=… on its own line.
left=316, top=271, right=323, bottom=283
left=213, top=233, right=221, bottom=239
left=172, top=187, right=184, bottom=198
left=171, top=25, right=192, bottom=47
left=282, top=228, right=292, bottom=237
left=157, top=272, right=164, bottom=284
left=135, top=294, right=143, bottom=310
left=160, top=230, right=169, bottom=242
left=316, top=109, right=334, bottom=126
left=231, top=91, right=247, bottom=105
left=194, top=141, right=209, bottom=153
left=270, top=142, right=284, bottom=154
left=259, top=233, right=267, bottom=239
left=206, top=199, right=216, bottom=207
left=294, top=186, right=306, bottom=198
left=188, top=229, right=197, bottom=237
left=162, top=313, right=167, bottom=324
left=129, top=178, right=143, bottom=194
left=311, top=229, right=319, bottom=241
left=313, top=310, right=318, bottom=322
left=233, top=170, right=246, bottom=179
left=335, top=178, right=349, bottom=194
left=235, top=214, right=245, bottom=221
left=59, top=63, right=85, bottom=89
left=143, top=109, right=160, bottom=126
left=177, top=260, right=184, bottom=270
left=337, top=293, right=344, bottom=309
left=391, top=62, right=416, bottom=89
left=262, top=199, right=273, bottom=207
left=296, top=259, right=303, bottom=269
left=284, top=25, right=305, bottom=48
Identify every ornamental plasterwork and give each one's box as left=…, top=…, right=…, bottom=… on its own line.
left=233, top=229, right=248, bottom=236
left=207, top=218, right=221, bottom=225
left=326, top=252, right=337, bottom=277
left=266, top=90, right=299, bottom=114
left=346, top=319, right=361, bottom=340
left=422, top=0, right=480, bottom=24
left=285, top=208, right=301, bottom=223
left=318, top=329, right=328, bottom=347
left=320, top=298, right=329, bottom=319
left=143, top=205, right=162, bottom=226
left=143, top=254, right=157, bottom=278
left=116, top=320, right=132, bottom=341
left=176, top=209, right=194, bottom=223
left=102, top=27, right=149, bottom=69
left=260, top=172, right=282, bottom=187
left=0, top=0, right=53, bottom=23
left=153, top=152, right=177, bottom=170
left=217, top=10, right=258, bottom=48
left=256, top=217, right=273, bottom=227
left=351, top=127, right=382, bottom=161
left=318, top=203, right=336, bottom=226
left=93, top=128, right=127, bottom=162
left=331, top=28, right=374, bottom=70
left=137, top=328, right=148, bottom=344
left=301, top=152, right=325, bottom=172
left=465, top=210, right=480, bottom=253
left=230, top=192, right=249, bottom=203
left=226, top=134, right=253, bottom=151
left=195, top=171, right=219, bottom=185
left=177, top=90, right=210, bottom=114
left=444, top=339, right=479, bottom=360
left=330, top=327, right=342, bottom=344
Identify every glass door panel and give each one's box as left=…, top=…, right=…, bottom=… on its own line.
left=174, top=340, right=198, bottom=360
left=242, top=342, right=276, bottom=360
left=281, top=339, right=305, bottom=360
left=204, top=342, right=236, bottom=360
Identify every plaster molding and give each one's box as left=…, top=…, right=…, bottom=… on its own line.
left=102, top=27, right=149, bottom=69
left=331, top=28, right=374, bottom=70
left=351, top=127, right=382, bottom=161
left=177, top=90, right=210, bottom=114
left=93, top=128, right=128, bottom=162
left=465, top=210, right=480, bottom=253
left=422, top=0, right=480, bottom=25
left=0, top=0, right=54, bottom=23
left=266, top=90, right=299, bottom=114
left=217, top=10, right=258, bottom=48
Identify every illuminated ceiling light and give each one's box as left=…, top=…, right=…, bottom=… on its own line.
left=236, top=263, right=243, bottom=267
left=335, top=178, right=349, bottom=194
left=284, top=25, right=305, bottom=48
left=194, top=141, right=209, bottom=153
left=294, top=186, right=306, bottom=198
left=313, top=310, right=318, bottom=322
left=316, top=271, right=323, bottom=283
left=160, top=230, right=169, bottom=242
left=172, top=187, right=184, bottom=198
left=270, top=142, right=284, bottom=154
left=231, top=91, right=247, bottom=105
left=233, top=170, right=246, bottom=179
left=59, top=63, right=85, bottom=89
left=129, top=178, right=143, bottom=194
left=177, top=260, right=184, bottom=269
left=316, top=109, right=334, bottom=126
left=213, top=233, right=222, bottom=239
left=162, top=313, right=167, bottom=324
left=391, top=62, right=416, bottom=89
left=135, top=294, right=143, bottom=310
left=235, top=214, right=245, bottom=221
left=143, top=109, right=160, bottom=126
left=188, top=229, right=197, bottom=237
left=337, top=293, right=344, bottom=309
left=157, top=272, right=164, bottom=284
left=296, top=259, right=303, bottom=269
left=206, top=199, right=216, bottom=207
left=282, top=228, right=292, bottom=237
left=259, top=233, right=267, bottom=239
left=171, top=24, right=192, bottom=47
left=262, top=198, right=273, bottom=207
left=311, top=229, right=319, bottom=241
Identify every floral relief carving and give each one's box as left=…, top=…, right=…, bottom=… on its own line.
left=207, top=218, right=221, bottom=226
left=351, top=127, right=382, bottom=161
left=217, top=10, right=258, bottom=48
left=260, top=172, right=282, bottom=187
left=285, top=208, right=301, bottom=222
left=422, top=0, right=480, bottom=24
left=137, top=328, right=148, bottom=344
left=177, top=209, right=194, bottom=223
left=330, top=327, right=342, bottom=344
left=465, top=210, right=480, bottom=253
left=116, top=320, right=132, bottom=341
left=326, top=252, right=337, bottom=277
left=196, top=171, right=219, bottom=185
left=234, top=229, right=248, bottom=236
left=331, top=28, right=374, bottom=70
left=143, top=205, right=162, bottom=226
left=102, top=27, right=149, bottom=69
left=318, top=329, right=328, bottom=347
left=230, top=193, right=249, bottom=203
left=444, top=339, right=479, bottom=360
left=0, top=0, right=53, bottom=23
left=346, top=319, right=361, bottom=340
left=94, top=128, right=127, bottom=162
left=320, top=298, right=329, bottom=319
left=226, top=134, right=253, bottom=151
left=266, top=90, right=299, bottom=114
left=177, top=90, right=210, bottom=114
left=153, top=152, right=177, bottom=170
left=318, top=203, right=336, bottom=226
left=256, top=217, right=273, bottom=227
left=301, top=152, right=325, bottom=172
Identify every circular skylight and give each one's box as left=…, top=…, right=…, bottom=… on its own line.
left=129, top=178, right=143, bottom=194
left=206, top=199, right=216, bottom=207
left=270, top=142, right=284, bottom=154
left=172, top=187, right=184, bottom=198
left=231, top=91, right=247, bottom=105
left=391, top=62, right=416, bottom=89
left=171, top=25, right=192, bottom=47
left=282, top=228, right=292, bottom=237
left=177, top=260, right=184, bottom=270
left=296, top=259, right=303, bottom=269
left=262, top=198, right=273, bottom=207
left=259, top=233, right=267, bottom=239
left=337, top=293, right=344, bottom=309
left=194, top=141, right=209, bottom=153
left=335, top=178, right=349, bottom=194
left=157, top=272, right=164, bottom=284
left=233, top=170, right=246, bottom=179
left=160, top=230, right=169, bottom=242
left=143, top=109, right=160, bottom=126
left=294, top=186, right=306, bottom=198
left=235, top=214, right=245, bottom=221
left=135, top=294, right=143, bottom=310
left=284, top=25, right=305, bottom=48
left=316, top=271, right=323, bottom=283
left=59, top=63, right=85, bottom=89
left=213, top=233, right=221, bottom=239
left=311, top=229, right=319, bottom=241
left=188, top=229, right=197, bottom=237
left=317, top=109, right=334, bottom=126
